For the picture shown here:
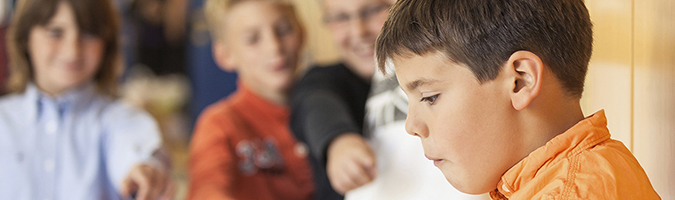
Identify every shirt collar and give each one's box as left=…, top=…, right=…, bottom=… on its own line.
left=24, top=83, right=40, bottom=123
left=492, top=110, right=611, bottom=198
left=235, top=81, right=290, bottom=123
left=25, top=83, right=98, bottom=122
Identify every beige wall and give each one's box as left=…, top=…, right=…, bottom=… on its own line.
left=293, top=0, right=340, bottom=71
left=584, top=0, right=674, bottom=198
left=632, top=0, right=675, bottom=198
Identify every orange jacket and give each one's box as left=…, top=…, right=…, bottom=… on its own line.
left=490, top=110, right=660, bottom=199
left=188, top=83, right=314, bottom=200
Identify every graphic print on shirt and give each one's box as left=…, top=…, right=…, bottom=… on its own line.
left=236, top=137, right=285, bottom=176
left=364, top=75, right=408, bottom=136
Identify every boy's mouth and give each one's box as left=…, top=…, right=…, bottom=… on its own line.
left=63, top=62, right=84, bottom=72
left=270, top=60, right=290, bottom=71
left=351, top=44, right=375, bottom=58
left=272, top=63, right=287, bottom=71
left=425, top=155, right=443, bottom=166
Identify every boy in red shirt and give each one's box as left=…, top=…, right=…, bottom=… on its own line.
left=376, top=0, right=660, bottom=199
left=188, top=0, right=313, bottom=199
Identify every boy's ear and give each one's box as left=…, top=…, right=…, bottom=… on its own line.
left=212, top=41, right=237, bottom=72
left=505, top=51, right=544, bottom=111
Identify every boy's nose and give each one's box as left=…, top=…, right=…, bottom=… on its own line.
left=267, top=34, right=285, bottom=56
left=405, top=106, right=428, bottom=138
left=349, top=17, right=369, bottom=40
left=61, top=34, right=82, bottom=61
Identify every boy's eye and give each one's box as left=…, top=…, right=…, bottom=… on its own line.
left=420, top=94, right=439, bottom=105
left=48, top=28, right=64, bottom=38
left=275, top=22, right=293, bottom=37
left=324, top=13, right=350, bottom=24
left=246, top=33, right=260, bottom=45
left=360, top=3, right=390, bottom=20
left=81, top=32, right=96, bottom=40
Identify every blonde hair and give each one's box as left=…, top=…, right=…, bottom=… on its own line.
left=7, top=0, right=121, bottom=96
left=204, top=0, right=299, bottom=42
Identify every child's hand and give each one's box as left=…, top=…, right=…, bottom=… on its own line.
left=326, top=133, right=377, bottom=194
left=120, top=164, right=174, bottom=200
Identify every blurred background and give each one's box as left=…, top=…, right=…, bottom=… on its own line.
left=0, top=0, right=673, bottom=199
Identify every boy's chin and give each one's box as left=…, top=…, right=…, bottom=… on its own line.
left=268, top=77, right=294, bottom=91
left=442, top=170, right=494, bottom=195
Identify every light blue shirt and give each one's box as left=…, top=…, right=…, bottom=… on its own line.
left=0, top=84, right=162, bottom=200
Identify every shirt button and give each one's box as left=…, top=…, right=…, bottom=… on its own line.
left=45, top=121, right=58, bottom=134
left=134, top=144, right=142, bottom=153
left=44, top=159, right=55, bottom=172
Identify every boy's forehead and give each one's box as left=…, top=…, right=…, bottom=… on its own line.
left=391, top=51, right=453, bottom=71
left=211, top=1, right=297, bottom=32
left=393, top=52, right=453, bottom=90
left=223, top=2, right=294, bottom=30
left=321, top=0, right=390, bottom=12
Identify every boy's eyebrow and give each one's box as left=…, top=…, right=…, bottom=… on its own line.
left=406, top=78, right=438, bottom=91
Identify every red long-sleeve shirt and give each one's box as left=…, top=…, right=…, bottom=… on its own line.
left=189, top=83, right=314, bottom=200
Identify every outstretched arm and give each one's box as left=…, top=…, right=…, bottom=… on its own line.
left=290, top=67, right=375, bottom=194
left=326, top=133, right=376, bottom=194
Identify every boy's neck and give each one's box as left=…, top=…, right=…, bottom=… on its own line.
left=517, top=96, right=585, bottom=163
left=258, top=91, right=288, bottom=105
left=35, top=81, right=91, bottom=99
left=246, top=83, right=288, bottom=106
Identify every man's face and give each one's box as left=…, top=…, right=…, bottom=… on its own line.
left=322, top=0, right=391, bottom=79
left=394, top=51, right=524, bottom=194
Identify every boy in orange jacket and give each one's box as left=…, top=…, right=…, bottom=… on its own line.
left=375, top=0, right=660, bottom=199
left=188, top=0, right=313, bottom=199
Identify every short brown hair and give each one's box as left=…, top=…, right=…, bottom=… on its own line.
left=7, top=0, right=120, bottom=96
left=376, top=0, right=593, bottom=97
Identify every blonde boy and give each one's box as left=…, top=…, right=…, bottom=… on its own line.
left=188, top=0, right=313, bottom=199
left=376, top=0, right=660, bottom=199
